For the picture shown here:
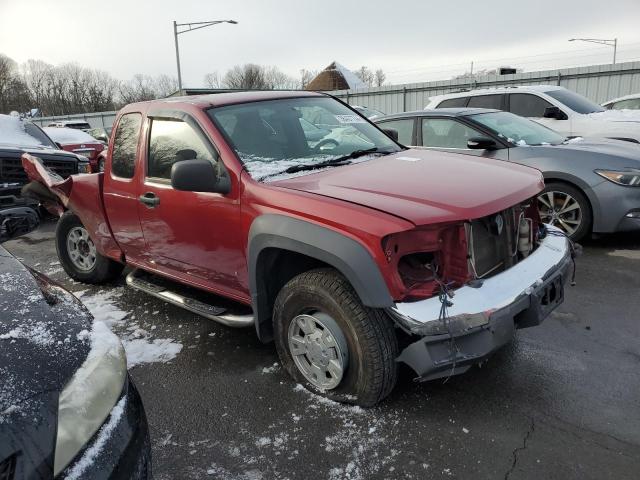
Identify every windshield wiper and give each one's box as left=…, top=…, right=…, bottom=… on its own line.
left=285, top=147, right=385, bottom=174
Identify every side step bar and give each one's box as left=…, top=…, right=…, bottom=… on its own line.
left=126, top=270, right=254, bottom=328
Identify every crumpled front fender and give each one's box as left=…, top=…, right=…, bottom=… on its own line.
left=21, top=153, right=72, bottom=216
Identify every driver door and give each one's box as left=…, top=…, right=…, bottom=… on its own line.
left=136, top=114, right=245, bottom=297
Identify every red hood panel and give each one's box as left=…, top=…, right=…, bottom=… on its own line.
left=273, top=149, right=544, bottom=225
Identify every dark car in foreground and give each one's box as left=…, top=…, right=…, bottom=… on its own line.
left=0, top=207, right=150, bottom=478
left=376, top=108, right=640, bottom=240
left=0, top=114, right=90, bottom=209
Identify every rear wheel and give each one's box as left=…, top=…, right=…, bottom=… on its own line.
left=537, top=182, right=591, bottom=241
left=56, top=212, right=124, bottom=283
left=273, top=268, right=398, bottom=407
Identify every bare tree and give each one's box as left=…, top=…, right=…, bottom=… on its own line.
left=154, top=74, right=178, bottom=97
left=203, top=72, right=222, bottom=89
left=0, top=54, right=32, bottom=114
left=300, top=68, right=318, bottom=89
left=374, top=69, right=386, bottom=87
left=263, top=66, right=299, bottom=89
left=223, top=64, right=268, bottom=89
left=355, top=66, right=374, bottom=87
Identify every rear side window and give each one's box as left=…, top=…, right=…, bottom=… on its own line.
left=509, top=93, right=552, bottom=117
left=147, top=119, right=216, bottom=180
left=111, top=113, right=142, bottom=178
left=611, top=98, right=640, bottom=110
left=467, top=94, right=503, bottom=109
left=437, top=97, right=468, bottom=108
left=421, top=118, right=482, bottom=149
left=377, top=119, right=414, bottom=145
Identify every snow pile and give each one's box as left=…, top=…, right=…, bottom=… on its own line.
left=331, top=62, right=367, bottom=90
left=564, top=136, right=584, bottom=144
left=0, top=114, right=44, bottom=147
left=588, top=109, right=640, bottom=122
left=79, top=289, right=183, bottom=368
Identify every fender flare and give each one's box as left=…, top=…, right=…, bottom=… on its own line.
left=248, top=214, right=394, bottom=339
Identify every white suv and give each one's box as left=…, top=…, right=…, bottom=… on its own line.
left=426, top=85, right=640, bottom=143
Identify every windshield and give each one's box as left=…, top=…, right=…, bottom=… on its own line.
left=208, top=97, right=401, bottom=181
left=471, top=111, right=566, bottom=146
left=545, top=89, right=605, bottom=114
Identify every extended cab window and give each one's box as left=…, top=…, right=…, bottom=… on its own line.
left=422, top=118, right=482, bottom=149
left=111, top=113, right=142, bottom=178
left=467, top=94, right=503, bottom=109
left=509, top=93, right=552, bottom=117
left=147, top=119, right=216, bottom=180
left=377, top=119, right=414, bottom=145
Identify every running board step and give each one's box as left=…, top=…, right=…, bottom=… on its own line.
left=126, top=270, right=254, bottom=328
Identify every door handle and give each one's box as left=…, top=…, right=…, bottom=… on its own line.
left=139, top=192, right=160, bottom=208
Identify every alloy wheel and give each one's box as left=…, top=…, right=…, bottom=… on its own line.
left=537, top=190, right=582, bottom=237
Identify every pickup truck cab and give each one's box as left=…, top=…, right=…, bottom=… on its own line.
left=23, top=91, right=573, bottom=406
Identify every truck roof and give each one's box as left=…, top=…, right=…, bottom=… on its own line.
left=124, top=90, right=326, bottom=111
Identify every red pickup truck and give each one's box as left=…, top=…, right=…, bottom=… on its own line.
left=22, top=91, right=573, bottom=406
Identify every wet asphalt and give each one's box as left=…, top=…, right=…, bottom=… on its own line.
left=4, top=221, right=640, bottom=480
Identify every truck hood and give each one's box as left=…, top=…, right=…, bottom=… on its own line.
left=272, top=149, right=544, bottom=225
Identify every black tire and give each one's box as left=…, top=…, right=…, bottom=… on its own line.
left=56, top=211, right=124, bottom=283
left=273, top=268, right=398, bottom=407
left=538, top=182, right=592, bottom=241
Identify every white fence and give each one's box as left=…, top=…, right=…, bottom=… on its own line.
left=29, top=61, right=640, bottom=124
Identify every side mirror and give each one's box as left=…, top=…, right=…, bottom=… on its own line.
left=467, top=137, right=497, bottom=150
left=55, top=142, right=63, bottom=150
left=381, top=128, right=399, bottom=142
left=0, top=207, right=40, bottom=243
left=171, top=159, right=230, bottom=194
left=543, top=106, right=567, bottom=120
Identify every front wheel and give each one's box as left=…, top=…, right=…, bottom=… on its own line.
left=537, top=182, right=592, bottom=241
left=56, top=212, right=124, bottom=283
left=273, top=268, right=398, bottom=407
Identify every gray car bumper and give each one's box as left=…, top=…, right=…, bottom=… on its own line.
left=389, top=227, right=573, bottom=381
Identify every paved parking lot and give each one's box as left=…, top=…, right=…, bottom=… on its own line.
left=4, top=221, right=640, bottom=480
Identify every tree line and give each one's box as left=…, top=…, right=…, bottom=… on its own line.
left=0, top=53, right=386, bottom=116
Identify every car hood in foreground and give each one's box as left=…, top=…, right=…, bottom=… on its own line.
left=273, top=149, right=544, bottom=225
left=0, top=247, right=91, bottom=412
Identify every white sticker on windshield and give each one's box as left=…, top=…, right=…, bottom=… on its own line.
left=335, top=114, right=366, bottom=124
left=396, top=156, right=421, bottom=162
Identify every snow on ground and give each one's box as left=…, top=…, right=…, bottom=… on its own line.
left=78, top=289, right=183, bottom=368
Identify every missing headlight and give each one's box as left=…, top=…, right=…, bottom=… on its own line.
left=398, top=252, right=437, bottom=289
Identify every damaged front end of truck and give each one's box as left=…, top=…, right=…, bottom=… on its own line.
left=385, top=202, right=576, bottom=382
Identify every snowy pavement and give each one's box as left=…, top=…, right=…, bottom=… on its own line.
left=4, top=221, right=640, bottom=480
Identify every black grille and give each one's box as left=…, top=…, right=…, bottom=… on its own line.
left=0, top=454, right=16, bottom=480
left=0, top=156, right=76, bottom=184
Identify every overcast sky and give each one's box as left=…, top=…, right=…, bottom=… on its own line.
left=2, top=0, right=640, bottom=86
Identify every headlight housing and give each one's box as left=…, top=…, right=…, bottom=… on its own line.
left=595, top=169, right=640, bottom=186
left=53, top=322, right=127, bottom=476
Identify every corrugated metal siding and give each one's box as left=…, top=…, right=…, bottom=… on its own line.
left=337, top=61, right=640, bottom=114
left=28, top=61, right=640, bottom=122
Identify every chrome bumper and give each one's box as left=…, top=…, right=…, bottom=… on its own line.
left=388, top=226, right=572, bottom=335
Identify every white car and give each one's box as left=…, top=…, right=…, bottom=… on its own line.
left=426, top=85, right=640, bottom=143
left=602, top=93, right=640, bottom=111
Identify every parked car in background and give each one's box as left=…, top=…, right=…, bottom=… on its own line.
left=602, top=93, right=640, bottom=110
left=376, top=108, right=640, bottom=240
left=426, top=86, right=640, bottom=143
left=46, top=120, right=92, bottom=131
left=44, top=127, right=105, bottom=173
left=0, top=114, right=90, bottom=209
left=353, top=105, right=385, bottom=119
left=0, top=205, right=151, bottom=479
left=23, top=91, right=572, bottom=406
left=87, top=126, right=113, bottom=144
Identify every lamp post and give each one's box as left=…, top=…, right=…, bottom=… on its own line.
left=568, top=37, right=617, bottom=64
left=173, top=19, right=238, bottom=91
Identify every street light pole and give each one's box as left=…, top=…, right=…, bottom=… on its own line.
left=568, top=37, right=618, bottom=65
left=173, top=19, right=238, bottom=91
